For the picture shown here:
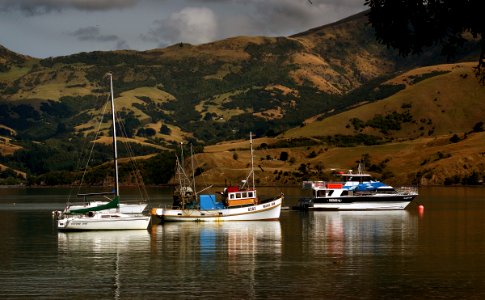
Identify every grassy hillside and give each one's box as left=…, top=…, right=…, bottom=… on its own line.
left=1, top=12, right=473, bottom=145
left=0, top=11, right=482, bottom=186
left=283, top=63, right=485, bottom=140
left=195, top=131, right=485, bottom=187
left=193, top=62, right=485, bottom=187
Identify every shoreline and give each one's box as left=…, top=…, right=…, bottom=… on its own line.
left=1, top=184, right=484, bottom=189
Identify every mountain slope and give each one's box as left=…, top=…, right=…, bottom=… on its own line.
left=0, top=11, right=482, bottom=185
left=282, top=62, right=485, bottom=140
left=195, top=130, right=485, bottom=187
left=191, top=62, right=485, bottom=187
left=1, top=11, right=475, bottom=145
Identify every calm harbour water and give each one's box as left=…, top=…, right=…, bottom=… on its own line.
left=1, top=186, right=485, bottom=299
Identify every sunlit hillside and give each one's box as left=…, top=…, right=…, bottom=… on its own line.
left=194, top=63, right=485, bottom=186
left=283, top=62, right=485, bottom=140
left=0, top=11, right=482, bottom=186
left=195, top=131, right=485, bottom=187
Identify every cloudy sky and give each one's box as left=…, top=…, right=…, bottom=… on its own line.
left=0, top=0, right=366, bottom=58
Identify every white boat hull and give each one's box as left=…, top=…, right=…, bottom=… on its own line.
left=57, top=213, right=151, bottom=231
left=159, top=197, right=282, bottom=222
left=312, top=200, right=412, bottom=210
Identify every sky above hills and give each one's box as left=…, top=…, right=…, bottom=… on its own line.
left=0, top=0, right=365, bottom=58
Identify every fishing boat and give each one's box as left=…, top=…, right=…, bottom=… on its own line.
left=154, top=133, right=283, bottom=222
left=298, top=165, right=418, bottom=210
left=57, top=73, right=151, bottom=231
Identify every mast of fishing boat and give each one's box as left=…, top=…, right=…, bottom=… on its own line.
left=175, top=142, right=187, bottom=208
left=180, top=142, right=184, bottom=169
left=177, top=142, right=184, bottom=197
left=108, top=73, right=120, bottom=197
left=250, top=132, right=255, bottom=190
left=190, top=143, right=196, bottom=197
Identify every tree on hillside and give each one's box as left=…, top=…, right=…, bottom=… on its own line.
left=365, top=0, right=485, bottom=84
left=160, top=124, right=171, bottom=135
left=279, top=151, right=289, bottom=162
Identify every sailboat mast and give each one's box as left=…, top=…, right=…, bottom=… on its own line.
left=250, top=132, right=255, bottom=190
left=108, top=73, right=120, bottom=197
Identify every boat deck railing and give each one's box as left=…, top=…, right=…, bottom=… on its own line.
left=302, top=181, right=345, bottom=189
left=395, top=186, right=419, bottom=195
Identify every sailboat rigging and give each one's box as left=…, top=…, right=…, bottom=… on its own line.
left=57, top=73, right=151, bottom=231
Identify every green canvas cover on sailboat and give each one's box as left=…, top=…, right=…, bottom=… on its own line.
left=68, top=196, right=120, bottom=214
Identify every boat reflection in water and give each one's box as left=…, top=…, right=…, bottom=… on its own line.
left=154, top=221, right=282, bottom=292
left=57, top=230, right=152, bottom=254
left=305, top=210, right=418, bottom=257
left=57, top=230, right=152, bottom=299
left=158, top=221, right=282, bottom=255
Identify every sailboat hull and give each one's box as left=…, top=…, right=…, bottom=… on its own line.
left=159, top=197, right=282, bottom=222
left=57, top=214, right=151, bottom=231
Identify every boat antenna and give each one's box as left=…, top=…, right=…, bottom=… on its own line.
left=107, top=72, right=119, bottom=197
left=250, top=132, right=255, bottom=190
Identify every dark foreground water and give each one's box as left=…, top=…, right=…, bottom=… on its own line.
left=1, top=186, right=485, bottom=299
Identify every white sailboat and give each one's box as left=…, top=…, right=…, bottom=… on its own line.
left=57, top=73, right=151, bottom=231
left=154, top=132, right=283, bottom=222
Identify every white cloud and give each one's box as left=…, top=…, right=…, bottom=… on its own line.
left=144, top=7, right=218, bottom=46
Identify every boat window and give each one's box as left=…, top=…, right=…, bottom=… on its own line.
left=229, top=194, right=235, bottom=199
left=317, top=190, right=325, bottom=197
left=102, top=215, right=118, bottom=218
left=102, top=215, right=119, bottom=218
left=242, top=192, right=247, bottom=198
left=341, top=191, right=348, bottom=196
left=328, top=190, right=334, bottom=196
left=248, top=192, right=253, bottom=198
left=236, top=193, right=241, bottom=199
